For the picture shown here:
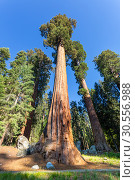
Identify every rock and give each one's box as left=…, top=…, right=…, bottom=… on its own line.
left=31, top=165, right=39, bottom=170
left=104, top=157, right=107, bottom=160
left=82, top=145, right=97, bottom=155
left=75, top=141, right=81, bottom=152
left=28, top=143, right=37, bottom=155
left=82, top=149, right=88, bottom=155
left=16, top=149, right=27, bottom=157
left=88, top=145, right=97, bottom=154
left=46, top=162, right=55, bottom=169
left=16, top=135, right=30, bottom=151
left=16, top=135, right=30, bottom=157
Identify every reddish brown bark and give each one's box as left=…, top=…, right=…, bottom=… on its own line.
left=23, top=81, right=38, bottom=140
left=37, top=43, right=86, bottom=165
left=21, top=113, right=28, bottom=135
left=0, top=123, right=9, bottom=146
left=81, top=79, right=111, bottom=152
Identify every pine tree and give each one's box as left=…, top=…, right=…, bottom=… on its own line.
left=0, top=48, right=10, bottom=145
left=22, top=49, right=52, bottom=140
left=0, top=47, right=10, bottom=75
left=0, top=51, right=34, bottom=145
left=37, top=14, right=85, bottom=165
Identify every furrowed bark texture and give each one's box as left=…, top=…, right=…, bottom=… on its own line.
left=39, top=44, right=86, bottom=165
left=81, top=79, right=111, bottom=152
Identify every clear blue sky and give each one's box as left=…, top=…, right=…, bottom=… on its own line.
left=0, top=0, right=120, bottom=103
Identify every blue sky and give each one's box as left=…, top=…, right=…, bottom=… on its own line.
left=0, top=0, right=120, bottom=103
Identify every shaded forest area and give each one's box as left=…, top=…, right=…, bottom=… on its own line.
left=0, top=14, right=120, bottom=161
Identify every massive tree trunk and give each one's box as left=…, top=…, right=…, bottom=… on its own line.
left=37, top=43, right=86, bottom=165
left=81, top=78, right=112, bottom=152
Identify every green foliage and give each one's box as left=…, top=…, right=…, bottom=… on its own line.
left=78, top=88, right=88, bottom=96
left=0, top=51, right=35, bottom=144
left=27, top=48, right=52, bottom=104
left=91, top=50, right=120, bottom=151
left=93, top=50, right=120, bottom=89
left=40, top=14, right=76, bottom=53
left=69, top=41, right=89, bottom=98
left=70, top=101, right=94, bottom=150
left=70, top=41, right=87, bottom=68
left=91, top=81, right=120, bottom=151
left=74, top=62, right=88, bottom=82
left=0, top=47, right=52, bottom=144
left=30, top=93, right=50, bottom=143
left=0, top=47, right=10, bottom=74
left=69, top=41, right=88, bottom=83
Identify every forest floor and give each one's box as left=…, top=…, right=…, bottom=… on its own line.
left=0, top=146, right=120, bottom=172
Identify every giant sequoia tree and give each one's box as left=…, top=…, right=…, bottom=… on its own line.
left=70, top=41, right=111, bottom=151
left=93, top=50, right=120, bottom=90
left=38, top=14, right=85, bottom=165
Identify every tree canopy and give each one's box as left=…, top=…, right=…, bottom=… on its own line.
left=39, top=14, right=77, bottom=53
left=93, top=50, right=120, bottom=90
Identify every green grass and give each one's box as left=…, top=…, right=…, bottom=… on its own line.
left=0, top=171, right=120, bottom=180
left=82, top=152, right=120, bottom=167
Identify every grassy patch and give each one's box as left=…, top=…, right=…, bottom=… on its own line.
left=82, top=152, right=120, bottom=167
left=0, top=171, right=120, bottom=180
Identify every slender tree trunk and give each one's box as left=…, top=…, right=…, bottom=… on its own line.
left=81, top=78, right=112, bottom=152
left=110, top=68, right=120, bottom=90
left=37, top=43, right=86, bottom=165
left=21, top=113, right=28, bottom=135
left=23, top=81, right=38, bottom=140
left=0, top=123, right=9, bottom=146
left=116, top=78, right=120, bottom=90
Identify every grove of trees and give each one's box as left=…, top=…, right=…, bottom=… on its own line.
left=0, top=14, right=120, bottom=165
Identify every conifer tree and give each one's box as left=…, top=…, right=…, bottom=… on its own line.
left=0, top=47, right=10, bottom=75
left=0, top=51, right=34, bottom=145
left=70, top=101, right=94, bottom=150
left=22, top=49, right=52, bottom=139
left=30, top=93, right=50, bottom=143
left=70, top=41, right=111, bottom=151
left=38, top=14, right=85, bottom=165
left=93, top=50, right=120, bottom=90
left=91, top=81, right=120, bottom=151
left=0, top=48, right=10, bottom=145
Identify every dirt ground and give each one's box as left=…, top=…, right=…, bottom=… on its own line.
left=0, top=146, right=119, bottom=171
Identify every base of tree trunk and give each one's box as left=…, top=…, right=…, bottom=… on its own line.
left=95, top=141, right=112, bottom=152
left=35, top=134, right=86, bottom=165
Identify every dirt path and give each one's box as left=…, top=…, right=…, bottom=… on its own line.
left=0, top=146, right=119, bottom=172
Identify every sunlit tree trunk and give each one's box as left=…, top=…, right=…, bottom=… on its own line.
left=37, top=43, right=86, bottom=165
left=81, top=78, right=112, bottom=152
